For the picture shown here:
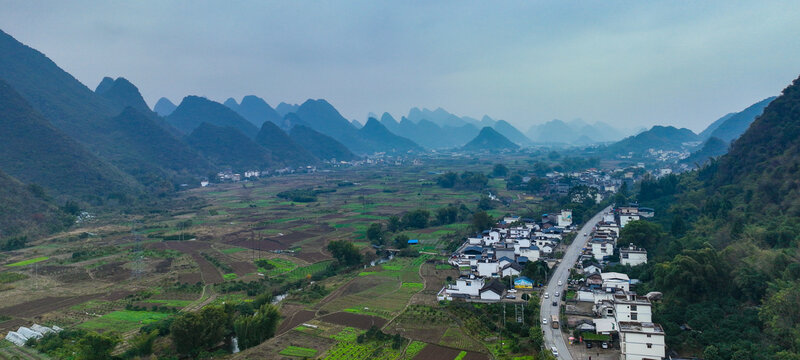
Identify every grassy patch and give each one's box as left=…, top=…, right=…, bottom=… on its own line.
left=6, top=256, right=49, bottom=267
left=581, top=332, right=611, bottom=341
left=78, top=310, right=171, bottom=333
left=455, top=351, right=468, bottom=360
left=279, top=345, right=317, bottom=357
left=404, top=341, right=427, bottom=359
left=435, top=264, right=453, bottom=270
left=0, top=272, right=28, bottom=283
left=330, top=327, right=362, bottom=342
left=284, top=261, right=333, bottom=282
left=219, top=247, right=247, bottom=254
left=358, top=271, right=377, bottom=276
left=401, top=282, right=424, bottom=289
left=223, top=273, right=238, bottom=280
left=140, top=299, right=194, bottom=307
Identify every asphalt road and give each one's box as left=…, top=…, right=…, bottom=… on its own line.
left=540, top=205, right=612, bottom=359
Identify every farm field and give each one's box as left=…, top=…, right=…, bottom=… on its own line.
left=1, top=154, right=565, bottom=359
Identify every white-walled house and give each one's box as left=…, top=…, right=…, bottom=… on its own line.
left=601, top=272, right=630, bottom=292
left=519, top=246, right=540, bottom=261
left=614, top=293, right=652, bottom=323
left=620, top=245, right=648, bottom=266
left=591, top=239, right=614, bottom=261
left=619, top=214, right=640, bottom=228
left=480, top=279, right=506, bottom=301
left=618, top=322, right=666, bottom=360
left=477, top=261, right=500, bottom=278
left=446, top=277, right=485, bottom=298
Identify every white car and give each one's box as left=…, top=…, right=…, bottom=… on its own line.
left=555, top=291, right=560, bottom=297
left=544, top=292, right=549, bottom=299
left=557, top=280, right=563, bottom=286
left=551, top=346, right=559, bottom=357
left=542, top=318, right=547, bottom=325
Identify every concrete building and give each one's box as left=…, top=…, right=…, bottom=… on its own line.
left=620, top=244, right=648, bottom=266
left=591, top=239, right=615, bottom=261
left=618, top=322, right=666, bottom=360
left=613, top=293, right=653, bottom=323
left=601, top=272, right=630, bottom=292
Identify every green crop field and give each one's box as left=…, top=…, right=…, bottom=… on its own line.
left=6, top=256, right=49, bottom=267
left=140, top=299, right=194, bottom=307
left=284, top=260, right=334, bottom=281
left=279, top=345, right=318, bottom=357
left=219, top=247, right=247, bottom=254
left=403, top=341, right=427, bottom=359
left=262, top=258, right=298, bottom=276
left=78, top=310, right=171, bottom=333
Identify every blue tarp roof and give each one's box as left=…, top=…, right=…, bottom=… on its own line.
left=408, top=239, right=419, bottom=244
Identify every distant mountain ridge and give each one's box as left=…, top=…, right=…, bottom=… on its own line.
left=359, top=118, right=422, bottom=153
left=154, top=97, right=177, bottom=116
left=186, top=123, right=275, bottom=170
left=605, top=125, right=700, bottom=155
left=707, top=96, right=776, bottom=143
left=167, top=96, right=260, bottom=138
left=462, top=127, right=519, bottom=151
left=223, top=95, right=284, bottom=128
left=254, top=121, right=318, bottom=166
left=289, top=125, right=357, bottom=161
left=527, top=119, right=626, bottom=144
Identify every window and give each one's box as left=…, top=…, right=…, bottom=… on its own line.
left=646, top=343, right=652, bottom=349
left=646, top=334, right=651, bottom=338
left=466, top=281, right=471, bottom=286
left=631, top=313, right=638, bottom=320
left=631, top=305, right=637, bottom=311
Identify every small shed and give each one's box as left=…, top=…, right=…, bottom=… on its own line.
left=407, top=239, right=419, bottom=245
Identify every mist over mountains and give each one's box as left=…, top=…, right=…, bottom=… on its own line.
left=0, top=26, right=788, bottom=223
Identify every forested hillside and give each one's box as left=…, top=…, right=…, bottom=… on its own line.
left=0, top=169, right=71, bottom=240
left=629, top=75, right=800, bottom=360
left=0, top=80, right=141, bottom=200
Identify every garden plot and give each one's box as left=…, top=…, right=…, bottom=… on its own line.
left=384, top=305, right=455, bottom=343
left=319, top=312, right=388, bottom=330
left=412, top=343, right=489, bottom=360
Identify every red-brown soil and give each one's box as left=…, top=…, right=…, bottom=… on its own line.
left=276, top=309, right=316, bottom=335
left=318, top=312, right=387, bottom=330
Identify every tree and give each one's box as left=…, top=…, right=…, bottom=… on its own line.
left=492, top=163, right=509, bottom=177
left=619, top=220, right=665, bottom=250
left=387, top=215, right=401, bottom=232
left=472, top=211, right=493, bottom=231
left=478, top=196, right=495, bottom=210
left=234, top=303, right=280, bottom=350
left=170, top=305, right=232, bottom=355
left=393, top=234, right=410, bottom=249
left=75, top=332, right=119, bottom=360
left=760, top=281, right=800, bottom=351
left=327, top=240, right=363, bottom=266
left=367, top=223, right=384, bottom=245
left=401, top=209, right=429, bottom=229
left=435, top=205, right=459, bottom=225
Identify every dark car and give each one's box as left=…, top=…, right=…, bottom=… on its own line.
left=586, top=342, right=593, bottom=348
left=552, top=301, right=558, bottom=306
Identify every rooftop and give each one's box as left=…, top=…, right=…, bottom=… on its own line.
left=618, top=321, right=664, bottom=334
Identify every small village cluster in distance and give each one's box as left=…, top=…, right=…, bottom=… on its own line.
left=441, top=205, right=665, bottom=360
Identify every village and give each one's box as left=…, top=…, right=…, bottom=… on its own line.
left=440, top=205, right=665, bottom=360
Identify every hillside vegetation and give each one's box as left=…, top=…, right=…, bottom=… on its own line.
left=632, top=75, right=800, bottom=360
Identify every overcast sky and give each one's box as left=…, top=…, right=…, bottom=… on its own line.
left=1, top=1, right=799, bottom=133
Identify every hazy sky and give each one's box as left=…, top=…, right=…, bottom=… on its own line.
left=1, top=1, right=799, bottom=133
